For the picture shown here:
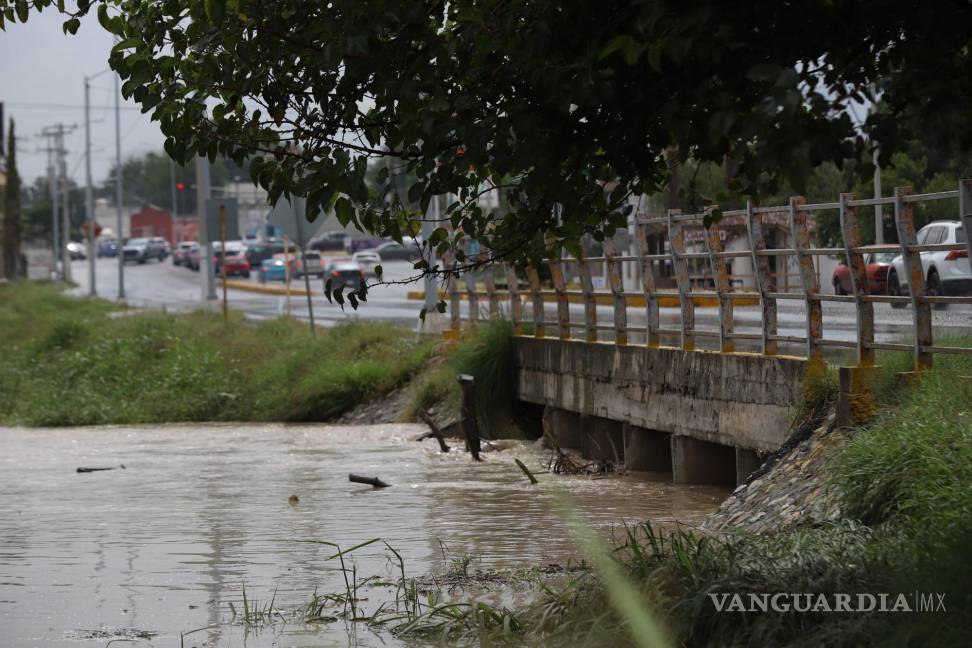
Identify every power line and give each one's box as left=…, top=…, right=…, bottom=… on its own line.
left=7, top=100, right=143, bottom=112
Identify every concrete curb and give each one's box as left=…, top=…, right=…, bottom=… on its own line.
left=405, top=290, right=759, bottom=308
left=221, top=279, right=310, bottom=297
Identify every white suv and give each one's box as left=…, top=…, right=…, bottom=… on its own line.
left=888, top=221, right=970, bottom=307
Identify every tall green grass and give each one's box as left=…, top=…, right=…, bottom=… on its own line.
left=0, top=282, right=434, bottom=426
left=407, top=319, right=533, bottom=437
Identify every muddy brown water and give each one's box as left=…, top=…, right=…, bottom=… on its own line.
left=0, top=424, right=729, bottom=646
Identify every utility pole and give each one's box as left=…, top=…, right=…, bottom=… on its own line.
left=196, top=155, right=217, bottom=302
left=114, top=71, right=125, bottom=300
left=48, top=139, right=59, bottom=283
left=59, top=132, right=72, bottom=283
left=170, top=159, right=178, bottom=245
left=39, top=122, right=77, bottom=283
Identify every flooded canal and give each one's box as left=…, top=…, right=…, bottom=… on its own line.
left=0, top=424, right=729, bottom=646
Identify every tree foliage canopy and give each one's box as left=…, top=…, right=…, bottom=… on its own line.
left=3, top=1, right=971, bottom=273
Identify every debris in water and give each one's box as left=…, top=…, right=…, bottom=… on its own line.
left=66, top=626, right=157, bottom=640
left=76, top=465, right=125, bottom=473
left=349, top=474, right=390, bottom=488
left=288, top=494, right=300, bottom=507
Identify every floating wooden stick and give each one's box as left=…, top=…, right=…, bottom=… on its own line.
left=349, top=474, right=391, bottom=488
left=77, top=465, right=125, bottom=473
left=418, top=409, right=451, bottom=453
left=514, top=458, right=538, bottom=485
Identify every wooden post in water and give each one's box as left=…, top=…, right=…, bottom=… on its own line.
left=456, top=374, right=482, bottom=461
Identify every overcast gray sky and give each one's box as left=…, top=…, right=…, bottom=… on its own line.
left=0, top=9, right=165, bottom=186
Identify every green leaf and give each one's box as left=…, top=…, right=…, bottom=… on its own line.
left=15, top=0, right=28, bottom=23
left=334, top=196, right=353, bottom=226
left=599, top=35, right=633, bottom=61
left=62, top=17, right=81, bottom=35
left=97, top=3, right=110, bottom=30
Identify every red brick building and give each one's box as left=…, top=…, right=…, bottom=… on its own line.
left=129, top=205, right=198, bottom=245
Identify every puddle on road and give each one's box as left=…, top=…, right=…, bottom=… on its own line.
left=0, top=423, right=728, bottom=646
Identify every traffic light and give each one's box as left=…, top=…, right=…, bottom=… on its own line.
left=176, top=182, right=186, bottom=191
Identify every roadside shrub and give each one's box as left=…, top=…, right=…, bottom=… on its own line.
left=407, top=319, right=526, bottom=436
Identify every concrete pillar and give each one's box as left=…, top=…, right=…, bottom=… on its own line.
left=735, top=447, right=763, bottom=485
left=623, top=423, right=672, bottom=473
left=671, top=436, right=736, bottom=486
left=542, top=407, right=584, bottom=450
left=580, top=415, right=624, bottom=463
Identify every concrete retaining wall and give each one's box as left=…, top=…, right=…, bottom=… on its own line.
left=516, top=338, right=807, bottom=452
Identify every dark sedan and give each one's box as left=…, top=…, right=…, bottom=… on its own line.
left=371, top=240, right=421, bottom=261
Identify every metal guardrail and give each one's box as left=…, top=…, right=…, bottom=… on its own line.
left=446, top=180, right=972, bottom=371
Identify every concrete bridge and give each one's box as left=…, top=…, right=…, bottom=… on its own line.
left=445, top=180, right=972, bottom=486
left=516, top=338, right=807, bottom=486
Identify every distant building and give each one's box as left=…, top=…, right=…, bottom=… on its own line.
left=93, top=198, right=138, bottom=240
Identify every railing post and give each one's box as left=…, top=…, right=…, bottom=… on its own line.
left=746, top=201, right=778, bottom=355
left=447, top=253, right=462, bottom=333
left=893, top=186, right=932, bottom=370
left=464, top=262, right=479, bottom=322
left=702, top=215, right=733, bottom=353
left=839, top=192, right=875, bottom=366
left=526, top=265, right=545, bottom=338
left=577, top=244, right=598, bottom=343
left=604, top=239, right=627, bottom=345
left=484, top=262, right=499, bottom=320
left=788, top=196, right=822, bottom=358
left=961, top=179, right=972, bottom=267
left=636, top=223, right=660, bottom=347
left=668, top=209, right=695, bottom=351
left=548, top=253, right=571, bottom=340
left=506, top=264, right=523, bottom=334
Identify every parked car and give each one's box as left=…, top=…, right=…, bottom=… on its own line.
left=97, top=239, right=119, bottom=258
left=308, top=231, right=350, bottom=251
left=325, top=261, right=366, bottom=291
left=187, top=244, right=202, bottom=271
left=258, top=255, right=290, bottom=283
left=345, top=235, right=384, bottom=253
left=219, top=250, right=251, bottom=278
left=151, top=237, right=171, bottom=259
left=832, top=246, right=897, bottom=295
left=123, top=237, right=167, bottom=264
left=243, top=239, right=297, bottom=267
left=212, top=241, right=245, bottom=276
left=370, top=240, right=421, bottom=261
left=173, top=242, right=197, bottom=266
left=888, top=221, right=970, bottom=307
left=352, top=250, right=382, bottom=276
left=66, top=241, right=87, bottom=260
left=293, top=250, right=324, bottom=277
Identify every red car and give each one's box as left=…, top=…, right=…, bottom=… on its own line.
left=832, top=246, right=897, bottom=295
left=217, top=250, right=251, bottom=278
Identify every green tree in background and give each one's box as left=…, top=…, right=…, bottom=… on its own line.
left=4, top=1, right=972, bottom=308
left=2, top=118, right=24, bottom=278
left=99, top=152, right=249, bottom=215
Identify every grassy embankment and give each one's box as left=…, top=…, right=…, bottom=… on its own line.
left=0, top=282, right=436, bottom=426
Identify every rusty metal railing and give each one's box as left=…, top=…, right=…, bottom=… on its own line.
left=446, top=180, right=972, bottom=371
